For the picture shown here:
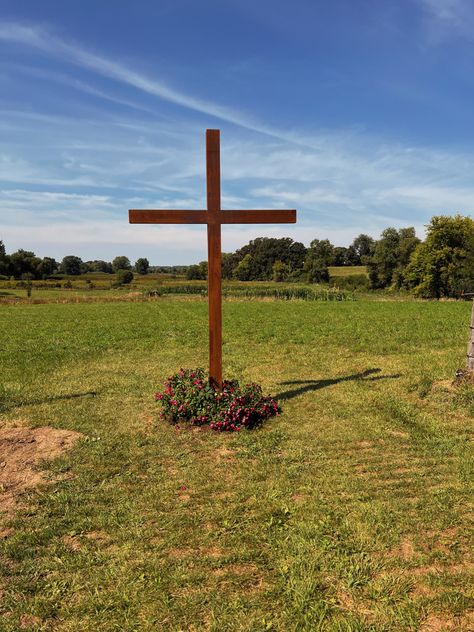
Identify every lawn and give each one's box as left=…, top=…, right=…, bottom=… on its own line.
left=0, top=298, right=473, bottom=631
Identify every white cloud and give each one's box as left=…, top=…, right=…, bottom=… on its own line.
left=417, top=0, right=474, bottom=40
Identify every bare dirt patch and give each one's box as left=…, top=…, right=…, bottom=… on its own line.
left=0, top=426, right=82, bottom=513
left=19, top=614, right=43, bottom=629
left=212, top=446, right=236, bottom=461
left=61, top=534, right=82, bottom=552
left=420, top=614, right=459, bottom=631
left=388, top=538, right=416, bottom=561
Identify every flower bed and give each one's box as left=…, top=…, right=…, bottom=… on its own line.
left=155, top=368, right=279, bottom=431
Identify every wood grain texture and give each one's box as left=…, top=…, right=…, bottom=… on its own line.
left=129, top=209, right=296, bottom=225
left=206, top=129, right=222, bottom=389
left=129, top=210, right=208, bottom=224
left=218, top=210, right=296, bottom=224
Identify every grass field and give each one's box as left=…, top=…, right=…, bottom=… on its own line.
left=328, top=266, right=367, bottom=277
left=0, top=298, right=473, bottom=631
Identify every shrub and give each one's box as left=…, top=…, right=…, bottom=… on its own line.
left=155, top=368, right=279, bottom=431
left=115, top=269, right=134, bottom=286
left=329, top=274, right=369, bottom=291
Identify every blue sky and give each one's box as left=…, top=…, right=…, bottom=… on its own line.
left=0, top=0, right=473, bottom=264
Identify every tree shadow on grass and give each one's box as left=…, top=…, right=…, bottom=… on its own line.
left=275, top=368, right=400, bottom=401
left=0, top=391, right=98, bottom=413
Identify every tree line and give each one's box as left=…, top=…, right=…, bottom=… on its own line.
left=186, top=214, right=474, bottom=298
left=0, top=251, right=150, bottom=279
left=1, top=214, right=473, bottom=298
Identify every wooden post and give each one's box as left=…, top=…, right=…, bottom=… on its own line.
left=206, top=130, right=222, bottom=389
left=468, top=301, right=474, bottom=372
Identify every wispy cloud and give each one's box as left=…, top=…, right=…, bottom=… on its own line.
left=417, top=0, right=474, bottom=40
left=0, top=22, right=288, bottom=141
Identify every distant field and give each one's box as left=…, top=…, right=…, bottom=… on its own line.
left=0, top=268, right=367, bottom=303
left=329, top=265, right=367, bottom=277
left=1, top=297, right=473, bottom=630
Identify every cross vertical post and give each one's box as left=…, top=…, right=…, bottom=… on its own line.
left=206, top=130, right=222, bottom=389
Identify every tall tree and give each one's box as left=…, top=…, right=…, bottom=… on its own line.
left=403, top=215, right=474, bottom=298
left=37, top=257, right=58, bottom=278
left=303, top=239, right=334, bottom=283
left=233, top=254, right=253, bottom=281
left=367, top=227, right=419, bottom=289
left=0, top=240, right=8, bottom=276
left=351, top=234, right=375, bottom=264
left=9, top=250, right=42, bottom=279
left=135, top=257, right=150, bottom=275
left=112, top=256, right=132, bottom=272
left=60, top=256, right=84, bottom=276
left=221, top=252, right=239, bottom=279
left=272, top=260, right=289, bottom=282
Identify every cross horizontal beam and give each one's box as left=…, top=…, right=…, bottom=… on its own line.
left=129, top=209, right=296, bottom=224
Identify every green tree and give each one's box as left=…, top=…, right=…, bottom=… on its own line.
left=233, top=254, right=253, bottom=281
left=233, top=238, right=306, bottom=280
left=115, top=269, right=134, bottom=285
left=37, top=257, right=58, bottom=279
left=86, top=260, right=113, bottom=273
left=304, top=258, right=330, bottom=283
left=186, top=265, right=205, bottom=280
left=303, top=239, right=333, bottom=283
left=403, top=215, right=474, bottom=298
left=333, top=246, right=349, bottom=266
left=112, top=256, right=131, bottom=272
left=272, top=260, right=289, bottom=282
left=351, top=234, right=375, bottom=264
left=0, top=240, right=9, bottom=276
left=135, top=257, right=150, bottom=275
left=221, top=252, right=238, bottom=279
left=307, top=239, right=335, bottom=265
left=9, top=250, right=42, bottom=279
left=367, top=227, right=419, bottom=289
left=198, top=260, right=208, bottom=279
left=60, top=256, right=83, bottom=276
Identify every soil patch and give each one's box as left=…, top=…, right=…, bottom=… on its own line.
left=0, top=426, right=82, bottom=513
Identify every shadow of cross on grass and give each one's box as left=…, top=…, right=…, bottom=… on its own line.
left=275, top=368, right=400, bottom=401
left=0, top=391, right=98, bottom=413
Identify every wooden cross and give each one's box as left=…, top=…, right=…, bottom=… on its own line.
left=129, top=129, right=296, bottom=389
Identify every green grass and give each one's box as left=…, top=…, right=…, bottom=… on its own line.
left=0, top=279, right=353, bottom=304
left=1, top=299, right=473, bottom=631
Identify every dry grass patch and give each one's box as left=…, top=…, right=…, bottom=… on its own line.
left=388, top=538, right=416, bottom=561
left=419, top=612, right=474, bottom=631
left=0, top=426, right=82, bottom=513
